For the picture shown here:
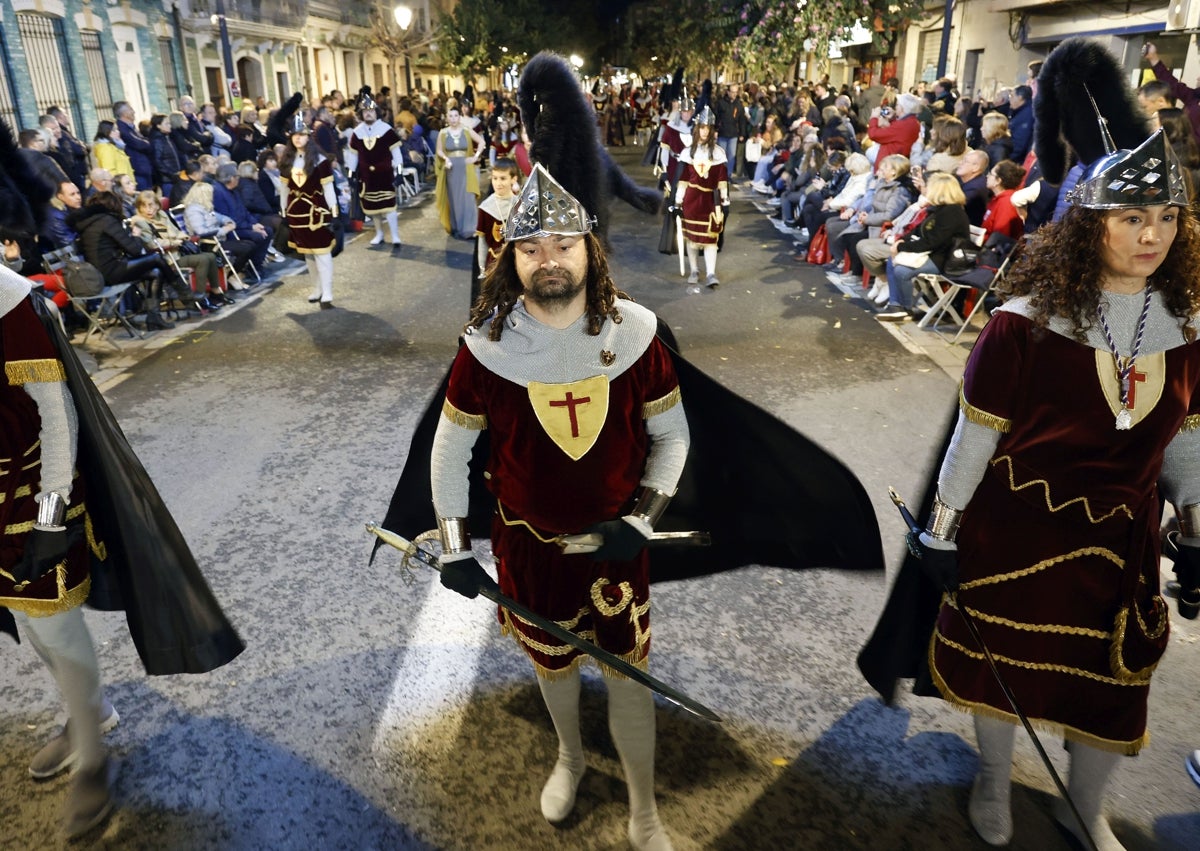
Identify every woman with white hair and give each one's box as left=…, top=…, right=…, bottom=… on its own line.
left=866, top=92, right=923, bottom=173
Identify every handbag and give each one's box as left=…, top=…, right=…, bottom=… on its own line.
left=893, top=250, right=930, bottom=268
left=805, top=223, right=831, bottom=265
left=941, top=235, right=981, bottom=276
left=62, top=260, right=105, bottom=297
left=744, top=137, right=763, bottom=163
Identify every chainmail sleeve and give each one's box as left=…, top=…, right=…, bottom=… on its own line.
left=936, top=411, right=1002, bottom=511
left=431, top=414, right=482, bottom=519
left=23, top=380, right=78, bottom=502
left=642, top=403, right=689, bottom=494
left=1160, top=428, right=1200, bottom=514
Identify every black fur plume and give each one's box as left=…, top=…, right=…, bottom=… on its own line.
left=1034, top=38, right=1150, bottom=184
left=266, top=92, right=304, bottom=148
left=0, top=119, right=50, bottom=239
left=696, top=79, right=714, bottom=115
left=518, top=51, right=660, bottom=242
left=660, top=68, right=684, bottom=111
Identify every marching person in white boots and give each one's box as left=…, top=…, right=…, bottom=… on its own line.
left=674, top=105, right=729, bottom=293
left=431, top=165, right=688, bottom=851
left=907, top=40, right=1200, bottom=849
left=279, top=113, right=341, bottom=309
left=344, top=87, right=404, bottom=254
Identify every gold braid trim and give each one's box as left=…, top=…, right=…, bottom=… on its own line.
left=441, top=399, right=487, bottom=430
left=501, top=607, right=651, bottom=681
left=642, top=386, right=681, bottom=419
left=927, top=639, right=1149, bottom=755
left=958, top=546, right=1123, bottom=590
left=590, top=578, right=634, bottom=617
left=0, top=565, right=91, bottom=617
left=1181, top=414, right=1200, bottom=433
left=959, top=384, right=1012, bottom=433
left=0, top=484, right=33, bottom=504
left=990, top=456, right=1134, bottom=523
left=933, top=627, right=1150, bottom=686
left=6, top=359, right=66, bottom=386
left=1110, top=600, right=1169, bottom=683
left=496, top=502, right=563, bottom=544
left=5, top=502, right=88, bottom=536
left=950, top=599, right=1112, bottom=639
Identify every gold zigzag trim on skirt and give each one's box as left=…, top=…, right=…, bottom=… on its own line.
left=933, top=627, right=1150, bottom=687
left=990, top=455, right=1134, bottom=523
left=642, top=386, right=681, bottom=419
left=1181, top=414, right=1200, bottom=433
left=441, top=399, right=488, bottom=430
left=958, top=546, right=1123, bottom=590
left=6, top=358, right=66, bottom=386
left=959, top=384, right=1012, bottom=433
left=500, top=607, right=651, bottom=681
left=927, top=638, right=1148, bottom=755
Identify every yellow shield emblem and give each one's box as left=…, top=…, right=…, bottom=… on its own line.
left=528, top=376, right=610, bottom=460
left=1094, top=349, right=1165, bottom=429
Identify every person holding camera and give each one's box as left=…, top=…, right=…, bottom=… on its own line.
left=1142, top=42, right=1200, bottom=144
left=867, top=93, right=923, bottom=174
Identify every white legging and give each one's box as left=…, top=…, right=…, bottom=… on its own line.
left=305, top=253, right=335, bottom=303
left=686, top=242, right=718, bottom=278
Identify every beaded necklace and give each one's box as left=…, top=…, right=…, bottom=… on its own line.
left=1095, top=286, right=1152, bottom=430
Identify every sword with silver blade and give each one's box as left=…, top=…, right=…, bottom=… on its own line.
left=367, top=523, right=722, bottom=723
left=887, top=488, right=1097, bottom=851
left=675, top=207, right=686, bottom=277
left=559, top=530, right=711, bottom=556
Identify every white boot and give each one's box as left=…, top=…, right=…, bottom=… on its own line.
left=305, top=257, right=321, bottom=302
left=536, top=670, right=586, bottom=823
left=970, top=716, right=1016, bottom=846
left=314, top=253, right=335, bottom=307
left=386, top=211, right=402, bottom=247
left=1054, top=742, right=1126, bottom=851
left=369, top=221, right=385, bottom=245
left=608, top=676, right=673, bottom=851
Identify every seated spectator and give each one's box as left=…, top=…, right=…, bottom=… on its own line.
left=91, top=120, right=133, bottom=181
left=235, top=160, right=282, bottom=232
left=229, top=125, right=258, bottom=166
left=180, top=180, right=256, bottom=282
left=826, top=154, right=915, bottom=285
left=85, top=167, right=114, bottom=200
left=955, top=149, right=991, bottom=227
left=40, top=179, right=82, bottom=251
left=924, top=115, right=968, bottom=174
left=149, top=113, right=182, bottom=198
left=114, top=173, right=139, bottom=218
left=876, top=172, right=971, bottom=320
left=241, top=107, right=265, bottom=148
left=777, top=142, right=826, bottom=225
left=66, top=190, right=176, bottom=329
left=128, top=190, right=228, bottom=310
left=867, top=93, right=923, bottom=172
left=796, top=151, right=869, bottom=253
left=982, top=160, right=1026, bottom=242
left=170, top=111, right=204, bottom=164
left=256, top=149, right=282, bottom=213
left=17, top=128, right=68, bottom=198
left=169, top=160, right=202, bottom=208
left=212, top=163, right=272, bottom=272
left=980, top=112, right=1013, bottom=169
left=198, top=154, right=220, bottom=183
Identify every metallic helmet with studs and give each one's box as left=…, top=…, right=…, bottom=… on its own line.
left=503, top=163, right=595, bottom=241
left=289, top=112, right=309, bottom=136
left=1067, top=128, right=1189, bottom=209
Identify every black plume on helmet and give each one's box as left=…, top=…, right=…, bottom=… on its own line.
left=267, top=91, right=305, bottom=148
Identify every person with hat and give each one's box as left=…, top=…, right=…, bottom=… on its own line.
left=344, top=89, right=404, bottom=253
left=863, top=38, right=1200, bottom=850
left=431, top=163, right=688, bottom=851
left=279, top=114, right=340, bottom=308
left=674, top=104, right=729, bottom=291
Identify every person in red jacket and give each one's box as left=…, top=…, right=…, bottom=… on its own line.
left=867, top=93, right=923, bottom=173
left=981, top=160, right=1026, bottom=242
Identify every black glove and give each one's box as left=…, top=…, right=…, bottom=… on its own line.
left=1167, top=532, right=1200, bottom=619
left=582, top=518, right=649, bottom=562
left=330, top=218, right=345, bottom=258
left=12, top=527, right=74, bottom=586
left=438, top=556, right=499, bottom=599
left=911, top=531, right=959, bottom=591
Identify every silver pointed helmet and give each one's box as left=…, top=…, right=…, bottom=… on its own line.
left=358, top=91, right=377, bottom=115
left=694, top=105, right=716, bottom=126
left=503, top=163, right=595, bottom=242
left=289, top=112, right=309, bottom=135
left=1067, top=129, right=1189, bottom=209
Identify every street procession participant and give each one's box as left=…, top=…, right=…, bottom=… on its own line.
left=633, top=87, right=656, bottom=147
left=0, top=118, right=243, bottom=841
left=344, top=88, right=404, bottom=253
left=279, top=113, right=341, bottom=309
left=376, top=51, right=885, bottom=851
left=488, top=113, right=519, bottom=168
left=674, top=104, right=729, bottom=291
left=435, top=103, right=485, bottom=240
left=859, top=39, right=1200, bottom=851
left=656, top=89, right=694, bottom=257
left=472, top=157, right=521, bottom=306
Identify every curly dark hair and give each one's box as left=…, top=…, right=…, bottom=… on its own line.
left=1004, top=204, right=1200, bottom=343
left=465, top=232, right=628, bottom=340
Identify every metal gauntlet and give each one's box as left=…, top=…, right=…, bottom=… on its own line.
left=35, top=492, right=67, bottom=531
left=1178, top=502, right=1200, bottom=538
left=630, top=487, right=672, bottom=530
left=437, top=516, right=471, bottom=556
left=925, top=494, right=963, bottom=542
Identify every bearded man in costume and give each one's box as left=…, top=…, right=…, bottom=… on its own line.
left=432, top=164, right=686, bottom=851
left=345, top=89, right=404, bottom=253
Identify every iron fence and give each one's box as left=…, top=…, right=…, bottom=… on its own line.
left=15, top=13, right=82, bottom=135
left=79, top=30, right=114, bottom=127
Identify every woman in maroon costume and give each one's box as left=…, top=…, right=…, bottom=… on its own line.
left=279, top=117, right=339, bottom=308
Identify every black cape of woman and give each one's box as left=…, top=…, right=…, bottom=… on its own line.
left=0, top=295, right=245, bottom=675
left=375, top=322, right=885, bottom=581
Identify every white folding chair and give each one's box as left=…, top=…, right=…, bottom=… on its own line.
left=170, top=205, right=250, bottom=291
left=917, top=232, right=1019, bottom=343
left=42, top=246, right=143, bottom=347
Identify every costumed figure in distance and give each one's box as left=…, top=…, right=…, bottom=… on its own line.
left=435, top=104, right=485, bottom=240
left=344, top=89, right=404, bottom=254
left=657, top=91, right=694, bottom=258
left=280, top=113, right=341, bottom=309
left=472, top=157, right=521, bottom=308
left=858, top=38, right=1200, bottom=851
left=674, top=105, right=729, bottom=292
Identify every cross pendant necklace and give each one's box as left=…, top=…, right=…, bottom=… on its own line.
left=1096, top=287, right=1152, bottom=431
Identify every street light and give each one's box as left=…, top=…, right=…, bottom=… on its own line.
left=393, top=4, right=413, bottom=94
left=393, top=4, right=412, bottom=29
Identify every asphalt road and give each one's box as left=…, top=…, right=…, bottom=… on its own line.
left=2, top=148, right=1197, bottom=850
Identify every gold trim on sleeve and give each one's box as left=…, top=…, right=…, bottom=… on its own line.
left=441, top=398, right=487, bottom=430
left=1181, top=414, right=1200, bottom=433
left=6, top=359, right=67, bottom=385
left=959, top=383, right=1012, bottom=433
left=642, top=386, right=681, bottom=419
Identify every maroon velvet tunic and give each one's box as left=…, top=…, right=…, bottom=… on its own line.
left=284, top=158, right=336, bottom=255
left=349, top=128, right=401, bottom=215
left=930, top=310, right=1200, bottom=752
left=0, top=297, right=96, bottom=615
left=678, top=148, right=729, bottom=246
left=445, top=336, right=681, bottom=677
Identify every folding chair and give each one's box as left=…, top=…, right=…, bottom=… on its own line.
left=916, top=232, right=1019, bottom=343
left=170, top=205, right=252, bottom=290
left=42, top=246, right=143, bottom=347
left=397, top=166, right=420, bottom=200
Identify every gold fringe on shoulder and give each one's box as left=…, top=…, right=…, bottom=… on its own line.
left=441, top=399, right=487, bottom=430
left=6, top=359, right=66, bottom=386
left=642, top=386, right=681, bottom=419
left=959, top=383, right=1012, bottom=433
left=1181, top=414, right=1200, bottom=433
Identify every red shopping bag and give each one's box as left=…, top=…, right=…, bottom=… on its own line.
left=805, top=223, right=830, bottom=265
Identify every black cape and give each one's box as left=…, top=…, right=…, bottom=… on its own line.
left=376, top=322, right=884, bottom=580
left=0, top=295, right=246, bottom=675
